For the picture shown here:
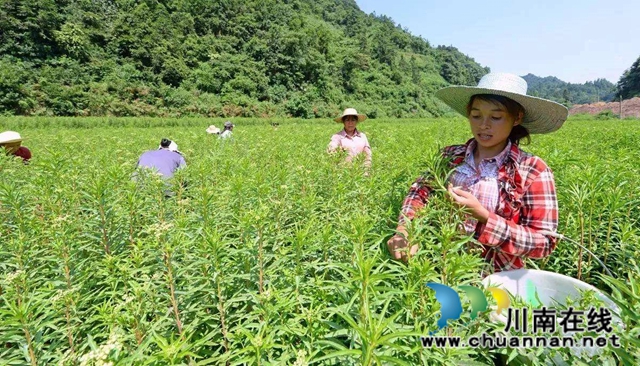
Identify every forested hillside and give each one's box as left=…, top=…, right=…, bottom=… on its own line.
left=0, top=0, right=488, bottom=118
left=523, top=74, right=616, bottom=106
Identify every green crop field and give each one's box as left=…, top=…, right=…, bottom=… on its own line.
left=1, top=117, right=639, bottom=365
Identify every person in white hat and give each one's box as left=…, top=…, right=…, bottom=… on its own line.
left=219, top=121, right=234, bottom=139
left=0, top=131, right=31, bottom=163
left=387, top=73, right=568, bottom=273
left=327, top=108, right=372, bottom=168
left=136, top=138, right=186, bottom=179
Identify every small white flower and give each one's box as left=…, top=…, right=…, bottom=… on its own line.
left=252, top=336, right=263, bottom=348
left=122, top=293, right=135, bottom=304
left=263, top=289, right=272, bottom=299
left=293, top=349, right=308, bottom=366
left=4, top=269, right=23, bottom=283
left=51, top=289, right=65, bottom=303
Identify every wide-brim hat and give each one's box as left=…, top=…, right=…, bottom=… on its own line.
left=158, top=140, right=180, bottom=152
left=334, top=108, right=367, bottom=123
left=206, top=125, right=221, bottom=134
left=435, top=72, right=568, bottom=134
left=0, top=131, right=23, bottom=144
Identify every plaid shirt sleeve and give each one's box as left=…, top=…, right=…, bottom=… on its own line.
left=397, top=175, right=434, bottom=226
left=477, top=165, right=558, bottom=259
left=397, top=145, right=463, bottom=227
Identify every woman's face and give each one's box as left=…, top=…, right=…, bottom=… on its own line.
left=468, top=98, right=521, bottom=151
left=342, top=115, right=358, bottom=133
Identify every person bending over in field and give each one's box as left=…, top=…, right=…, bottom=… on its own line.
left=135, top=138, right=186, bottom=178
left=0, top=131, right=31, bottom=163
left=387, top=73, right=568, bottom=273
left=327, top=108, right=372, bottom=169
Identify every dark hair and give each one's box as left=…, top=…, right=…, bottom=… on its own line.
left=466, top=94, right=531, bottom=145
left=160, top=138, right=171, bottom=148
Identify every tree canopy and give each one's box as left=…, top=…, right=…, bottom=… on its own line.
left=616, top=55, right=640, bottom=100
left=0, top=0, right=489, bottom=118
left=522, top=74, right=616, bottom=106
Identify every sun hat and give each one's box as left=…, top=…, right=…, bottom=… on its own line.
left=167, top=141, right=179, bottom=152
left=158, top=138, right=179, bottom=152
left=0, top=131, right=24, bottom=144
left=206, top=125, right=221, bottom=134
left=435, top=72, right=569, bottom=134
left=334, top=108, right=367, bottom=123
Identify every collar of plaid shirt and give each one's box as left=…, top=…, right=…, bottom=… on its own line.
left=445, top=139, right=532, bottom=272
left=445, top=138, right=526, bottom=223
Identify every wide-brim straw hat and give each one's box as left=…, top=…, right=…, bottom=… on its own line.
left=0, top=131, right=23, bottom=144
left=334, top=108, right=367, bottom=123
left=206, top=125, right=221, bottom=134
left=435, top=72, right=568, bottom=134
left=158, top=141, right=180, bottom=152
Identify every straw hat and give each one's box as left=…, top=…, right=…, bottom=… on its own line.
left=167, top=141, right=179, bottom=152
left=206, top=125, right=221, bottom=134
left=435, top=73, right=569, bottom=134
left=158, top=139, right=179, bottom=152
left=0, top=131, right=23, bottom=144
left=334, top=108, right=367, bottom=123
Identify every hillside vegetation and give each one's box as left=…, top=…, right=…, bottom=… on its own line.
left=522, top=74, right=616, bottom=106
left=0, top=0, right=489, bottom=118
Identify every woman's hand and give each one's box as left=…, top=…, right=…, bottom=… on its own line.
left=386, top=227, right=419, bottom=262
left=447, top=184, right=490, bottom=223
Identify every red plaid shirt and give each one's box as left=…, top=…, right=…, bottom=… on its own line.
left=398, top=139, right=559, bottom=273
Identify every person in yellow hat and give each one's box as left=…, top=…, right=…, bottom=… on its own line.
left=0, top=131, right=31, bottom=163
left=327, top=108, right=371, bottom=168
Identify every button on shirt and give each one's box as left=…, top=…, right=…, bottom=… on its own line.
left=327, top=129, right=372, bottom=166
left=450, top=140, right=511, bottom=234
left=136, top=149, right=186, bottom=179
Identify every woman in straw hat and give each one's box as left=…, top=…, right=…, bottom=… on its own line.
left=327, top=108, right=372, bottom=168
left=387, top=73, right=569, bottom=273
left=206, top=125, right=221, bottom=135
left=0, top=131, right=31, bottom=163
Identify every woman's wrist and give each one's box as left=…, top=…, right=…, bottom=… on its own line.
left=395, top=226, right=408, bottom=238
left=475, top=208, right=490, bottom=223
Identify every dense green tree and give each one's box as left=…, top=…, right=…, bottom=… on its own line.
left=0, top=0, right=491, bottom=117
left=523, top=74, right=616, bottom=105
left=616, top=55, right=640, bottom=100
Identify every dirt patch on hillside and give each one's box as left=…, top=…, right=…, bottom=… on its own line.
left=569, top=97, right=640, bottom=118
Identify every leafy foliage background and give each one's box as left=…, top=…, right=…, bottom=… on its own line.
left=0, top=0, right=491, bottom=118
left=1, top=116, right=639, bottom=365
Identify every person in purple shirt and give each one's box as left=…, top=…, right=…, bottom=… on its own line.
left=136, top=138, right=186, bottom=179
